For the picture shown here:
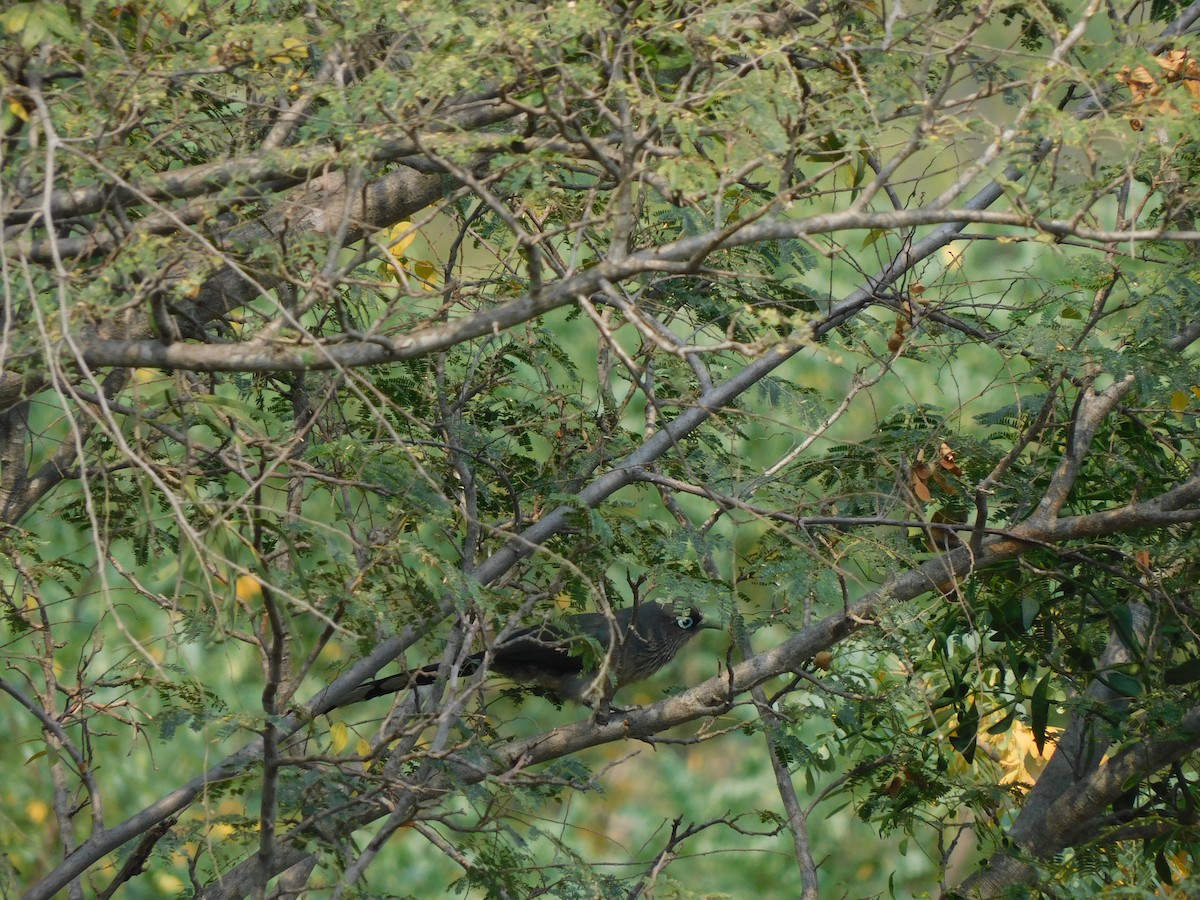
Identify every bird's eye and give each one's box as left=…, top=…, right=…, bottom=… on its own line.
left=676, top=615, right=695, bottom=629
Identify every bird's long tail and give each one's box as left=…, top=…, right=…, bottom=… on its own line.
left=340, top=653, right=484, bottom=706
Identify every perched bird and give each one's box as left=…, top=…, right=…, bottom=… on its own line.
left=343, top=601, right=716, bottom=707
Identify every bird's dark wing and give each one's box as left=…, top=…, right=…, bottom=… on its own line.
left=343, top=608, right=671, bottom=707
left=490, top=623, right=597, bottom=683
left=357, top=671, right=415, bottom=702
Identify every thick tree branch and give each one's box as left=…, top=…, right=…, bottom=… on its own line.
left=73, top=206, right=1200, bottom=373
left=2, top=99, right=518, bottom=230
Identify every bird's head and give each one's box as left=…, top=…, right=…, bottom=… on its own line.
left=616, top=601, right=721, bottom=680
left=665, top=605, right=720, bottom=635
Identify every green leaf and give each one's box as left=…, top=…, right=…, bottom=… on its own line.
left=1108, top=605, right=1141, bottom=659
left=1020, top=594, right=1040, bottom=630
left=1031, top=672, right=1051, bottom=754
left=1154, top=849, right=1173, bottom=885
left=987, top=706, right=1018, bottom=735
left=1165, top=658, right=1200, bottom=686
left=1099, top=669, right=1142, bottom=697
left=0, top=2, right=78, bottom=49
left=950, top=701, right=979, bottom=762
left=860, top=229, right=887, bottom=250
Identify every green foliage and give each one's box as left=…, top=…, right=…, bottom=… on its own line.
left=7, top=0, right=1200, bottom=896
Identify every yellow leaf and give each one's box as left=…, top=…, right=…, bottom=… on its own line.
left=385, top=221, right=417, bottom=257
left=412, top=258, right=439, bottom=286
left=377, top=259, right=402, bottom=283
left=211, top=821, right=236, bottom=839
left=330, top=721, right=348, bottom=754
left=356, top=738, right=372, bottom=758
left=268, top=36, right=307, bottom=64
left=860, top=229, right=886, bottom=250
left=154, top=874, right=185, bottom=894
left=2, top=6, right=30, bottom=33
left=235, top=575, right=263, bottom=601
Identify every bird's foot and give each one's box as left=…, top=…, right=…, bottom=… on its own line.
left=591, top=702, right=636, bottom=725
